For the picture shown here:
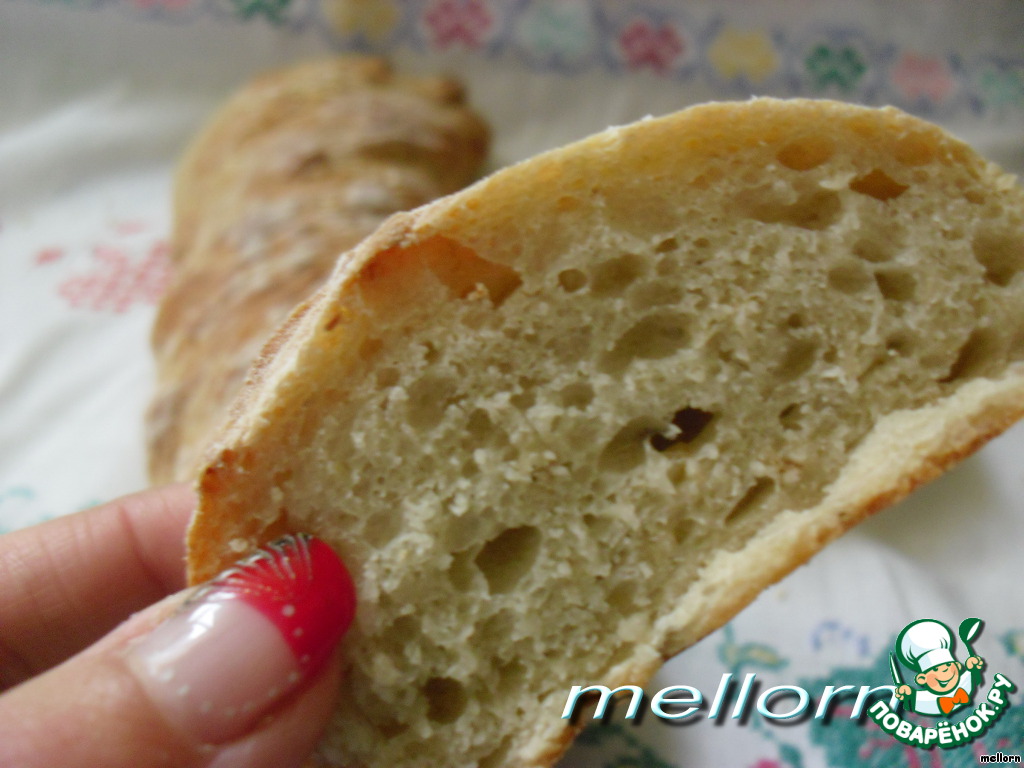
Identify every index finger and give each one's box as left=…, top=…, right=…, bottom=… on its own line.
left=0, top=484, right=194, bottom=690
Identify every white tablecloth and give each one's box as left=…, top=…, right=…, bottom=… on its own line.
left=1, top=1, right=1022, bottom=765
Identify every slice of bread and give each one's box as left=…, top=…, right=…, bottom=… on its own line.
left=187, top=99, right=1024, bottom=768
left=146, top=56, right=489, bottom=484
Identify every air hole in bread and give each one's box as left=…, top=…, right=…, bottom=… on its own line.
left=853, top=234, right=897, bottom=263
left=778, top=403, right=804, bottom=430
left=447, top=549, right=479, bottom=591
left=827, top=261, right=874, bottom=294
left=777, top=337, right=819, bottom=381
left=495, top=659, right=525, bottom=694
left=649, top=407, right=715, bottom=452
left=744, top=189, right=842, bottom=230
left=582, top=512, right=613, bottom=538
left=963, top=188, right=986, bottom=206
left=725, top=477, right=776, bottom=523
left=776, top=135, right=835, bottom=171
left=423, top=677, right=468, bottom=724
left=367, top=508, right=407, bottom=547
left=558, top=382, right=595, bottom=410
left=599, top=313, right=690, bottom=374
left=972, top=227, right=1023, bottom=287
left=445, top=511, right=489, bottom=551
left=1010, top=325, right=1024, bottom=361
left=598, top=418, right=660, bottom=472
left=607, top=581, right=638, bottom=613
left=655, top=237, right=679, bottom=253
left=421, top=342, right=440, bottom=363
left=671, top=515, right=695, bottom=544
left=630, top=281, right=684, bottom=308
left=509, top=386, right=536, bottom=412
left=419, top=235, right=523, bottom=307
left=557, top=268, right=587, bottom=293
left=379, top=614, right=419, bottom=657
left=361, top=686, right=412, bottom=738
left=893, top=132, right=938, bottom=166
left=849, top=169, right=909, bottom=201
left=407, top=374, right=458, bottom=430
left=885, top=332, right=914, bottom=356
left=376, top=366, right=400, bottom=387
left=474, top=526, right=542, bottom=594
left=478, top=737, right=514, bottom=768
left=590, top=253, right=648, bottom=297
left=940, top=327, right=1003, bottom=383
left=466, top=408, right=506, bottom=445
left=360, top=336, right=383, bottom=360
left=874, top=267, right=917, bottom=301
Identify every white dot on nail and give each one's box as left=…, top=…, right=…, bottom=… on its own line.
left=300, top=654, right=310, bottom=664
left=293, top=627, right=304, bottom=638
left=224, top=707, right=237, bottom=718
left=157, top=668, right=174, bottom=683
left=177, top=684, right=191, bottom=697
left=200, top=701, right=212, bottom=714
left=287, top=671, right=300, bottom=685
left=242, top=701, right=255, bottom=714
left=282, top=604, right=296, bottom=617
left=267, top=687, right=279, bottom=699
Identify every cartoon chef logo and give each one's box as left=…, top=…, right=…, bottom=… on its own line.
left=891, top=618, right=985, bottom=717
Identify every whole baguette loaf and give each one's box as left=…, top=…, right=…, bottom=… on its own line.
left=146, top=56, right=489, bottom=484
left=188, top=99, right=1024, bottom=768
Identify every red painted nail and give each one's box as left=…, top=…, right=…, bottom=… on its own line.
left=129, top=534, right=356, bottom=744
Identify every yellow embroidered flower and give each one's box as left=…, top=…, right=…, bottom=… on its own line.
left=708, top=26, right=779, bottom=84
left=324, top=0, right=400, bottom=41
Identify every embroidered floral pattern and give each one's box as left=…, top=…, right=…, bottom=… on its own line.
left=978, top=65, right=1024, bottom=112
left=227, top=0, right=293, bottom=24
left=423, top=0, right=494, bottom=50
left=805, top=43, right=868, bottom=92
left=800, top=640, right=1024, bottom=767
left=617, top=17, right=686, bottom=75
left=21, top=0, right=1024, bottom=119
left=708, top=26, right=779, bottom=83
left=569, top=722, right=679, bottom=768
left=891, top=51, right=957, bottom=104
left=324, top=0, right=399, bottom=41
left=516, top=0, right=595, bottom=66
left=57, top=240, right=171, bottom=313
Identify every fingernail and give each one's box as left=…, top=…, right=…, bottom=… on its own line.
left=128, top=534, right=356, bottom=745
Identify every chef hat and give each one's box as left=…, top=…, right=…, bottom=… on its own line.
left=897, top=619, right=956, bottom=673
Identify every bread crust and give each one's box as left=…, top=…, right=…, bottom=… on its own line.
left=147, top=56, right=489, bottom=484
left=186, top=98, right=1024, bottom=768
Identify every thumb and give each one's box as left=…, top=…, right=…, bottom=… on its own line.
left=0, top=534, right=356, bottom=768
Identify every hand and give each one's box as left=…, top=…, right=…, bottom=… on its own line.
left=966, top=655, right=985, bottom=670
left=0, top=485, right=355, bottom=768
left=895, top=684, right=913, bottom=700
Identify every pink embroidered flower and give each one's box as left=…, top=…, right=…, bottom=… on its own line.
left=618, top=18, right=685, bottom=75
left=57, top=240, right=171, bottom=313
left=34, top=247, right=65, bottom=266
left=424, top=0, right=493, bottom=50
left=891, top=52, right=955, bottom=103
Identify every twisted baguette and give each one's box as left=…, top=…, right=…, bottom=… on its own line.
left=147, top=56, right=490, bottom=483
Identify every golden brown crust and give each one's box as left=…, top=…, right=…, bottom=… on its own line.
left=146, top=56, right=489, bottom=484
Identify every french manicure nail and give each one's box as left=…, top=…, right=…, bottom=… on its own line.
left=128, top=534, right=356, bottom=745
